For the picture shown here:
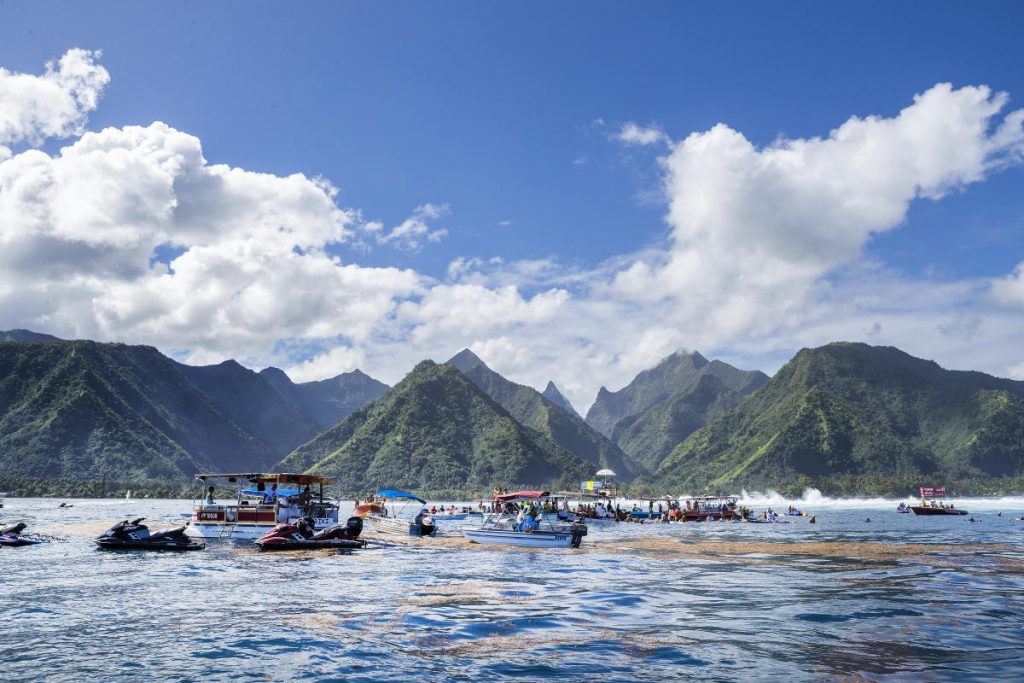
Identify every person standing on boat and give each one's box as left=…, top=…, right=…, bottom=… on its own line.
left=204, top=486, right=215, bottom=505
left=263, top=483, right=278, bottom=505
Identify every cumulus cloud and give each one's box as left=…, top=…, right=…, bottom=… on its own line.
left=0, top=49, right=110, bottom=147
left=991, top=261, right=1024, bottom=306
left=616, top=121, right=669, bottom=146
left=375, top=203, right=449, bottom=250
left=0, top=120, right=422, bottom=365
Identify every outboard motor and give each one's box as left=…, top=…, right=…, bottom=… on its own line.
left=345, top=516, right=363, bottom=539
left=569, top=523, right=587, bottom=548
left=418, top=515, right=436, bottom=537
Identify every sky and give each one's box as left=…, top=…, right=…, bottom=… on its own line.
left=1, top=1, right=1023, bottom=412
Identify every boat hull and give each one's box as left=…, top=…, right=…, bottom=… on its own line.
left=367, top=514, right=437, bottom=537
left=462, top=528, right=580, bottom=548
left=911, top=506, right=968, bottom=516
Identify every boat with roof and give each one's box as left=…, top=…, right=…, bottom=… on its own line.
left=679, top=495, right=742, bottom=522
left=462, top=490, right=587, bottom=548
left=362, top=489, right=437, bottom=537
left=188, top=472, right=340, bottom=539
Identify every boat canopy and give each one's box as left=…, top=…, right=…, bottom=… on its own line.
left=241, top=487, right=301, bottom=497
left=494, top=490, right=549, bottom=503
left=194, top=473, right=333, bottom=485
left=375, top=489, right=426, bottom=504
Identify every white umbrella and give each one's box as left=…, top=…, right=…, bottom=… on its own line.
left=595, top=469, right=617, bottom=478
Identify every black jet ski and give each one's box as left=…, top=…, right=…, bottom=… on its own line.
left=255, top=516, right=367, bottom=551
left=95, top=518, right=205, bottom=551
left=0, top=522, right=47, bottom=547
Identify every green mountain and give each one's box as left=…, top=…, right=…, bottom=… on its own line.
left=177, top=360, right=323, bottom=455
left=446, top=349, right=638, bottom=480
left=654, top=342, right=1024, bottom=494
left=0, top=340, right=279, bottom=486
left=1, top=329, right=62, bottom=343
left=259, top=366, right=388, bottom=428
left=277, top=360, right=594, bottom=494
left=585, top=351, right=767, bottom=472
left=612, top=372, right=749, bottom=473
left=542, top=381, right=579, bottom=418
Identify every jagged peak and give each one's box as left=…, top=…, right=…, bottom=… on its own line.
left=446, top=348, right=488, bottom=373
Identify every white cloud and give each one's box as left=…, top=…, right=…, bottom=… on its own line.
left=375, top=202, right=449, bottom=251
left=0, top=49, right=110, bottom=146
left=616, top=121, right=669, bottom=146
left=991, top=261, right=1024, bottom=306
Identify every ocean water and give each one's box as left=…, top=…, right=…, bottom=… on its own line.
left=2, top=494, right=1023, bottom=682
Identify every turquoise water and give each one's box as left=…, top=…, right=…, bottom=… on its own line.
left=2, top=496, right=1023, bottom=681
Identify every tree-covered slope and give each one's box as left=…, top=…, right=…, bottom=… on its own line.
left=612, top=373, right=748, bottom=473
left=654, top=342, right=1024, bottom=493
left=0, top=341, right=278, bottom=484
left=585, top=352, right=767, bottom=472
left=259, top=366, right=388, bottom=428
left=277, top=360, right=594, bottom=493
left=445, top=349, right=638, bottom=479
left=177, top=360, right=323, bottom=455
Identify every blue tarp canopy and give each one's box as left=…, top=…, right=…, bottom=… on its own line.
left=242, top=487, right=300, bottom=497
left=375, top=489, right=426, bottom=504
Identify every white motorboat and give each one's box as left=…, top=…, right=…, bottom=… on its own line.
left=462, top=491, right=587, bottom=548
left=364, top=489, right=437, bottom=537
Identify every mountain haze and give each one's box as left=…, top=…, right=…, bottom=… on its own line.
left=259, top=366, right=389, bottom=427
left=543, top=381, right=579, bottom=417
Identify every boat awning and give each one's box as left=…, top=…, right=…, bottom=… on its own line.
left=375, top=489, right=426, bottom=504
left=494, top=490, right=549, bottom=503
left=195, top=473, right=333, bottom=485
left=242, top=487, right=301, bottom=497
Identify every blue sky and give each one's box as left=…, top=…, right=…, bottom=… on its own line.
left=1, top=2, right=1023, bottom=409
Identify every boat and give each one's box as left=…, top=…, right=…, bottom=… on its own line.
left=188, top=473, right=340, bottom=539
left=462, top=491, right=587, bottom=548
left=910, top=486, right=967, bottom=516
left=255, top=516, right=367, bottom=551
left=0, top=522, right=48, bottom=547
left=96, top=518, right=205, bottom=551
left=896, top=502, right=911, bottom=513
left=365, top=490, right=437, bottom=537
left=680, top=496, right=742, bottom=522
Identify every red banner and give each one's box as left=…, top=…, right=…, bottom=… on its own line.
left=919, top=486, right=945, bottom=499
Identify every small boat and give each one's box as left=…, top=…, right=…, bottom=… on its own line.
left=680, top=495, right=743, bottom=522
left=0, top=522, right=47, bottom=547
left=255, top=516, right=367, bottom=551
left=462, top=491, right=587, bottom=548
left=910, top=505, right=968, bottom=516
left=896, top=503, right=911, bottom=513
left=366, top=490, right=437, bottom=537
left=96, top=518, right=205, bottom=551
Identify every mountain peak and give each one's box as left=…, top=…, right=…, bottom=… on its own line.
left=0, top=329, right=63, bottom=343
left=446, top=348, right=487, bottom=373
left=542, top=381, right=580, bottom=418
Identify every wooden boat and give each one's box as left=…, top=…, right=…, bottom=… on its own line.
left=680, top=496, right=742, bottom=522
left=462, top=491, right=587, bottom=548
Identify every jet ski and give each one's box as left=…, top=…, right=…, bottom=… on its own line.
left=95, top=518, right=205, bottom=551
left=0, top=522, right=47, bottom=547
left=255, top=516, right=367, bottom=551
